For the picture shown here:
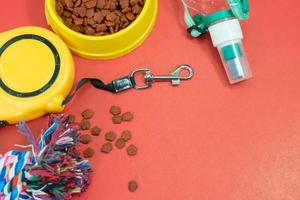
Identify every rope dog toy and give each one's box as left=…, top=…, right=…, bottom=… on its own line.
left=0, top=115, right=92, bottom=200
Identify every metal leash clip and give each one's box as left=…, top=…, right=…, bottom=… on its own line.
left=130, top=64, right=194, bottom=90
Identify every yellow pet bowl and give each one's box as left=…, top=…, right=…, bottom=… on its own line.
left=45, top=0, right=158, bottom=59
left=0, top=26, right=74, bottom=125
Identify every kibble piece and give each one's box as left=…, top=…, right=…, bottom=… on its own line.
left=65, top=0, right=74, bottom=8
left=83, top=147, right=95, bottom=158
left=115, top=138, right=126, bottom=149
left=112, top=115, right=122, bottom=124
left=121, top=130, right=132, bottom=141
left=128, top=180, right=138, bottom=192
left=132, top=4, right=142, bottom=14
left=94, top=12, right=104, bottom=23
left=127, top=144, right=138, bottom=156
left=122, top=21, right=130, bottom=28
left=101, top=9, right=110, bottom=17
left=80, top=119, right=91, bottom=130
left=81, top=109, right=94, bottom=119
left=85, top=27, right=95, bottom=35
left=109, top=105, right=121, bottom=115
left=63, top=10, right=72, bottom=17
left=130, top=0, right=138, bottom=6
left=64, top=18, right=73, bottom=28
left=104, top=20, right=115, bottom=27
left=121, top=15, right=128, bottom=22
left=71, top=14, right=78, bottom=20
left=120, top=0, right=130, bottom=9
left=121, top=7, right=131, bottom=13
left=105, top=131, right=117, bottom=141
left=74, top=17, right=84, bottom=25
left=87, top=18, right=96, bottom=26
left=67, top=114, right=76, bottom=124
left=71, top=24, right=81, bottom=32
left=79, top=134, right=92, bottom=144
left=75, top=0, right=82, bottom=7
left=125, top=12, right=135, bottom=21
left=86, top=8, right=95, bottom=18
left=91, top=126, right=101, bottom=136
left=56, top=1, right=64, bottom=15
left=109, top=1, right=117, bottom=10
left=73, top=6, right=87, bottom=17
left=85, top=0, right=97, bottom=8
left=96, top=23, right=107, bottom=32
left=106, top=12, right=117, bottom=22
left=109, top=26, right=115, bottom=34
left=101, top=143, right=113, bottom=153
left=122, top=112, right=134, bottom=121
left=115, top=10, right=122, bottom=17
left=97, top=0, right=106, bottom=9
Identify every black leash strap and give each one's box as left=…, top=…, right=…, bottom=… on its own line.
left=0, top=76, right=135, bottom=127
left=62, top=76, right=136, bottom=105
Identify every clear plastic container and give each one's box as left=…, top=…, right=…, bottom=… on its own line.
left=208, top=18, right=252, bottom=84
left=217, top=41, right=251, bottom=84
left=185, top=0, right=229, bottom=15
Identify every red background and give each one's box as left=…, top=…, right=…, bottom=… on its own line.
left=1, top=0, right=300, bottom=199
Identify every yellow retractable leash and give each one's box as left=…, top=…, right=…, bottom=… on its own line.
left=0, top=27, right=74, bottom=125
left=0, top=27, right=194, bottom=127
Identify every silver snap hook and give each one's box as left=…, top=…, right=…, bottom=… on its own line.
left=130, top=65, right=194, bottom=90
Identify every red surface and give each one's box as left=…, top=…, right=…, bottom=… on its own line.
left=1, top=0, right=300, bottom=199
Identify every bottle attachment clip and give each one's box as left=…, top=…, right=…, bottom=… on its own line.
left=131, top=65, right=194, bottom=90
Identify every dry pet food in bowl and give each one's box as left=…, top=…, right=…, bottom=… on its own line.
left=56, top=0, right=144, bottom=36
left=45, top=0, right=158, bottom=59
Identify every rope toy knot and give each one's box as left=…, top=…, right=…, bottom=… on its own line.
left=0, top=115, right=92, bottom=200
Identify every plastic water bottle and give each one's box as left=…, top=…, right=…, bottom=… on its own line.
left=184, top=0, right=252, bottom=84
left=185, top=0, right=229, bottom=15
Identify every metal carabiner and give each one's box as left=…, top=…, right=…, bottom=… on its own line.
left=130, top=64, right=194, bottom=90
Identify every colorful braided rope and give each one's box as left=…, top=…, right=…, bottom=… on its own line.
left=0, top=115, right=92, bottom=200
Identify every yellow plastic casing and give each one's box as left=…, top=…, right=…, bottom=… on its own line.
left=45, top=0, right=158, bottom=59
left=0, top=27, right=74, bottom=125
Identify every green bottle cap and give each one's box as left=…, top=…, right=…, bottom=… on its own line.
left=221, top=43, right=243, bottom=61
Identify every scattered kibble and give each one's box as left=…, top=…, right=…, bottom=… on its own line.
left=112, top=115, right=122, bottom=124
left=122, top=112, right=134, bottom=121
left=78, top=105, right=139, bottom=185
left=67, top=114, right=76, bottom=124
left=127, top=144, right=137, bottom=156
left=105, top=131, right=117, bottom=142
left=81, top=109, right=94, bottom=119
left=91, top=126, right=101, bottom=136
left=115, top=138, right=126, bottom=149
left=121, top=130, right=132, bottom=141
left=83, top=147, right=95, bottom=158
left=80, top=119, right=91, bottom=130
left=101, top=143, right=113, bottom=153
left=128, top=180, right=138, bottom=192
left=110, top=105, right=121, bottom=115
left=79, top=134, right=92, bottom=144
left=55, top=0, right=145, bottom=36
